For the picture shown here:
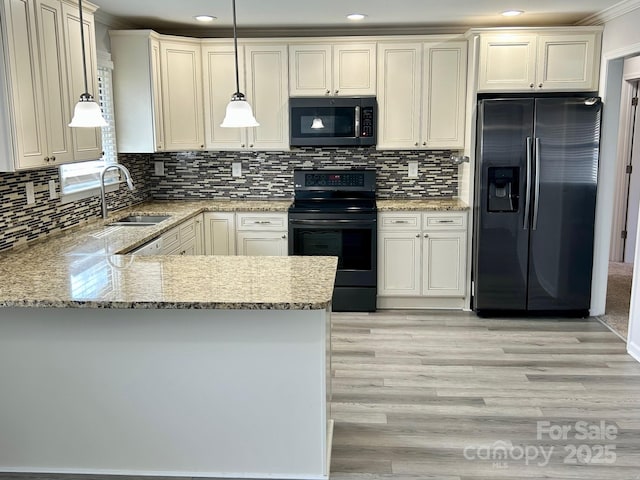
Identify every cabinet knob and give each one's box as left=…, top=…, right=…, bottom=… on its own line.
left=422, top=142, right=426, bottom=146
left=538, top=83, right=543, bottom=88
left=530, top=83, right=535, bottom=88
left=241, top=144, right=246, bottom=148
left=325, top=90, right=330, bottom=94
left=180, top=250, right=186, bottom=255
left=281, top=234, right=287, bottom=239
left=249, top=144, right=254, bottom=148
left=414, top=142, right=419, bottom=147
left=335, top=90, right=339, bottom=94
left=44, top=157, right=50, bottom=163
left=200, top=145, right=204, bottom=148
left=423, top=233, right=429, bottom=238
left=51, top=156, right=56, bottom=162
left=415, top=234, right=420, bottom=238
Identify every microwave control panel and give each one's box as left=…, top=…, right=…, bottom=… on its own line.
left=360, top=107, right=375, bottom=137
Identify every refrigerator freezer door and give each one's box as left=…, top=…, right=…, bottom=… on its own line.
left=474, top=99, right=534, bottom=311
left=527, top=97, right=601, bottom=311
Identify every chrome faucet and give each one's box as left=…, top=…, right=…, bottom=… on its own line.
left=100, top=164, right=135, bottom=219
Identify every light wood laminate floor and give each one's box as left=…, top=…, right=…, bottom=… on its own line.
left=1, top=311, right=639, bottom=480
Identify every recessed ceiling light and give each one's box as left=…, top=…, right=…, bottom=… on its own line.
left=347, top=13, right=367, bottom=21
left=501, top=10, right=524, bottom=17
left=194, top=15, right=217, bottom=22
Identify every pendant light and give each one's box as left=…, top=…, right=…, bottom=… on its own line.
left=69, top=0, right=107, bottom=128
left=220, top=0, right=259, bottom=128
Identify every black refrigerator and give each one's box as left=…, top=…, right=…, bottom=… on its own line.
left=473, top=96, right=602, bottom=316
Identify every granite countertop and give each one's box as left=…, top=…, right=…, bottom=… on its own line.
left=0, top=199, right=337, bottom=310
left=376, top=198, right=469, bottom=211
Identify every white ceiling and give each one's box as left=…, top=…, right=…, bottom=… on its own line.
left=90, top=0, right=622, bottom=34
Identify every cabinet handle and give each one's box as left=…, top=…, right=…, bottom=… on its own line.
left=530, top=83, right=535, bottom=88
left=255, top=220, right=272, bottom=225
left=437, top=220, right=454, bottom=223
left=423, top=233, right=429, bottom=238
left=393, top=220, right=409, bottom=224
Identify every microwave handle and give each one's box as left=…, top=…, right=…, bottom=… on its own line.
left=355, top=105, right=361, bottom=138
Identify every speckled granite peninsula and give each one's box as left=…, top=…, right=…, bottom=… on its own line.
left=376, top=197, right=469, bottom=211
left=0, top=199, right=335, bottom=479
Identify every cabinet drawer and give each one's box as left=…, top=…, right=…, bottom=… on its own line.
left=236, top=213, right=288, bottom=231
left=423, top=212, right=467, bottom=230
left=379, top=213, right=421, bottom=231
left=179, top=217, right=197, bottom=241
left=160, top=226, right=181, bottom=253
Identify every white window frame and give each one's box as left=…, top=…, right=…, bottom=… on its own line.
left=60, top=51, right=120, bottom=204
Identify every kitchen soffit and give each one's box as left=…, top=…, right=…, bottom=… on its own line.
left=90, top=0, right=628, bottom=34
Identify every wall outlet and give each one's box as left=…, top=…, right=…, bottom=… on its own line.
left=25, top=181, right=35, bottom=205
left=408, top=161, right=418, bottom=179
left=48, top=180, right=58, bottom=200
left=154, top=161, right=165, bottom=176
left=232, top=162, right=242, bottom=177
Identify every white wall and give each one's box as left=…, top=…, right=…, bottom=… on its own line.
left=596, top=6, right=640, bottom=360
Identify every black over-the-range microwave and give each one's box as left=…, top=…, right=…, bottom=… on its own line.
left=289, top=96, right=377, bottom=147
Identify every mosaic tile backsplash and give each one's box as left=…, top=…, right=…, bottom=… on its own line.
left=0, top=148, right=457, bottom=252
left=0, top=156, right=151, bottom=252
left=144, top=148, right=458, bottom=200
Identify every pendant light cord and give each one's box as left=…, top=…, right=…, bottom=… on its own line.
left=231, top=0, right=241, bottom=95
left=78, top=0, right=90, bottom=97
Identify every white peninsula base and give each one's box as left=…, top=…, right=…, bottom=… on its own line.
left=0, top=307, right=331, bottom=479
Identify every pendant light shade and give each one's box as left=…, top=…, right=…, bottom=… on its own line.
left=311, top=116, right=325, bottom=129
left=220, top=0, right=259, bottom=128
left=69, top=0, right=107, bottom=128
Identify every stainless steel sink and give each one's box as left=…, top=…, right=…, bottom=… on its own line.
left=109, top=215, right=171, bottom=226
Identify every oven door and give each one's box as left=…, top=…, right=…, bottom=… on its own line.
left=288, top=216, right=377, bottom=287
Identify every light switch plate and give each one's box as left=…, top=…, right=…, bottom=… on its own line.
left=25, top=182, right=35, bottom=205
left=232, top=162, right=242, bottom=177
left=154, top=161, right=165, bottom=176
left=48, top=180, right=58, bottom=200
left=408, top=161, right=418, bottom=179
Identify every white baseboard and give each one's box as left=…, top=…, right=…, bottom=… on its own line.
left=628, top=340, right=640, bottom=363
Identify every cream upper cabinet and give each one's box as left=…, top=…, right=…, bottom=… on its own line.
left=377, top=40, right=467, bottom=150
left=61, top=0, right=102, bottom=161
left=160, top=38, right=204, bottom=151
left=202, top=42, right=288, bottom=151
left=478, top=30, right=601, bottom=92
left=110, top=30, right=166, bottom=153
left=0, top=0, right=100, bottom=172
left=289, top=42, right=376, bottom=96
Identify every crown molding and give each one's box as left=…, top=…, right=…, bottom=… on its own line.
left=576, top=0, right=640, bottom=25
left=93, top=10, right=137, bottom=29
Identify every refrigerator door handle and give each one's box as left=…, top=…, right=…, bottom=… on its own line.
left=523, top=137, right=533, bottom=230
left=533, top=137, right=541, bottom=230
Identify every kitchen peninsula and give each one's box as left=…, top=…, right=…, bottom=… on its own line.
left=0, top=200, right=336, bottom=480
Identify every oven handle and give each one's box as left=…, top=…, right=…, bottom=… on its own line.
left=289, top=218, right=376, bottom=226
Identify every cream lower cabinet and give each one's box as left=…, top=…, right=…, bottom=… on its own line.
left=477, top=30, right=601, bottom=92
left=161, top=215, right=203, bottom=255
left=203, top=212, right=236, bottom=255
left=235, top=213, right=288, bottom=256
left=378, top=211, right=467, bottom=309
left=376, top=40, right=467, bottom=150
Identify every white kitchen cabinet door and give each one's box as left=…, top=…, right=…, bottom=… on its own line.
left=536, top=34, right=600, bottom=91
left=288, top=44, right=332, bottom=96
left=203, top=212, right=236, bottom=255
left=35, top=0, right=73, bottom=164
left=160, top=39, right=204, bottom=151
left=376, top=43, right=422, bottom=149
left=150, top=37, right=165, bottom=151
left=62, top=1, right=103, bottom=161
left=478, top=34, right=537, bottom=92
left=236, top=231, right=288, bottom=256
left=0, top=0, right=48, bottom=170
left=378, top=231, right=422, bottom=296
left=202, top=43, right=245, bottom=150
left=245, top=44, right=289, bottom=150
left=333, top=43, right=376, bottom=96
left=422, top=231, right=466, bottom=297
left=422, top=41, right=467, bottom=149
left=193, top=213, right=204, bottom=255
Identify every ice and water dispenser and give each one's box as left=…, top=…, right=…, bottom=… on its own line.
left=487, top=167, right=519, bottom=212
